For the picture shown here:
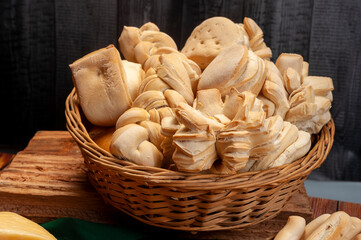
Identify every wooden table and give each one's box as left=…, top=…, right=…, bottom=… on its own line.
left=1, top=131, right=360, bottom=239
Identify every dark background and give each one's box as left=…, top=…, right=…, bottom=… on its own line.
left=1, top=0, right=360, bottom=181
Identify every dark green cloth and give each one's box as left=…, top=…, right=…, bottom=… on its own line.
left=41, top=218, right=147, bottom=240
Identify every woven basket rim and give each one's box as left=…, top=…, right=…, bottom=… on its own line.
left=65, top=88, right=335, bottom=190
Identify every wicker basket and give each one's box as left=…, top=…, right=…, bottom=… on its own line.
left=65, top=88, right=334, bottom=231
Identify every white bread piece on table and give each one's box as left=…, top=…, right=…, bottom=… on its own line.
left=276, top=53, right=304, bottom=77
left=111, top=124, right=163, bottom=167
left=243, top=17, right=272, bottom=60
left=69, top=45, right=132, bottom=126
left=301, top=214, right=331, bottom=240
left=274, top=216, right=306, bottom=240
left=270, top=130, right=311, bottom=168
left=305, top=211, right=352, bottom=240
left=182, top=17, right=249, bottom=69
left=115, top=107, right=150, bottom=129
left=353, top=233, right=361, bottom=240
left=122, top=60, right=144, bottom=101
left=344, top=217, right=361, bottom=240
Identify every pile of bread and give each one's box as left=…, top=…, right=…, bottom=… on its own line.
left=69, top=16, right=334, bottom=173
left=274, top=211, right=361, bottom=240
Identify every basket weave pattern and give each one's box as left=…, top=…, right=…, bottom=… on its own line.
left=65, top=89, right=334, bottom=231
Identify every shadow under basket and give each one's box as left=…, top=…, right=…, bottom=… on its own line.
left=65, top=88, right=335, bottom=232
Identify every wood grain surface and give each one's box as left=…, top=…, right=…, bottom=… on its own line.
left=0, top=131, right=314, bottom=239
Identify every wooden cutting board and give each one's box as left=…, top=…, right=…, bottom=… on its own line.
left=0, top=131, right=313, bottom=239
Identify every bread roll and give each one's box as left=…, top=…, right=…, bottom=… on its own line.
left=182, top=17, right=249, bottom=69
left=284, top=67, right=301, bottom=94
left=139, top=68, right=170, bottom=93
left=199, top=42, right=243, bottom=93
left=118, top=26, right=141, bottom=62
left=302, top=61, right=309, bottom=79
left=69, top=45, right=132, bottom=126
left=139, top=120, right=165, bottom=151
left=250, top=121, right=299, bottom=171
left=257, top=93, right=275, bottom=117
left=119, top=22, right=177, bottom=65
left=122, top=60, right=144, bottom=101
left=302, top=214, right=331, bottom=240
left=216, top=130, right=251, bottom=172
left=270, top=130, right=311, bottom=167
left=243, top=17, right=272, bottom=60
left=132, top=90, right=168, bottom=111
left=175, top=102, right=224, bottom=132
left=305, top=211, right=352, bottom=240
left=156, top=53, right=195, bottom=104
left=164, top=89, right=188, bottom=108
left=194, top=89, right=224, bottom=117
left=302, top=76, right=334, bottom=97
left=353, top=233, right=361, bottom=240
left=276, top=53, right=304, bottom=77
left=115, top=107, right=150, bottom=129
left=173, top=125, right=218, bottom=172
left=111, top=124, right=163, bottom=167
left=160, top=116, right=180, bottom=161
left=274, top=216, right=306, bottom=240
left=198, top=44, right=266, bottom=97
left=140, top=22, right=160, bottom=32
left=261, top=60, right=290, bottom=118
